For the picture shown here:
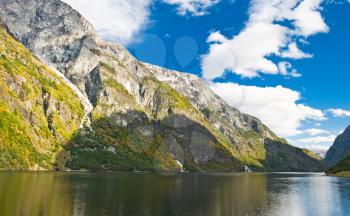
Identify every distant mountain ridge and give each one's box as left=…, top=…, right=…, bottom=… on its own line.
left=310, top=150, right=327, bottom=159
left=0, top=0, right=323, bottom=172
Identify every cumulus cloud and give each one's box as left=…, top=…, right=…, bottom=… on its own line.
left=201, top=0, right=328, bottom=79
left=210, top=82, right=325, bottom=137
left=61, top=0, right=152, bottom=45
left=293, top=135, right=336, bottom=144
left=327, top=109, right=350, bottom=117
left=303, top=128, right=330, bottom=136
left=163, top=0, right=220, bottom=16
left=304, top=145, right=329, bottom=151
left=281, top=42, right=313, bottom=59
left=289, top=0, right=329, bottom=36
left=278, top=61, right=302, bottom=77
left=203, top=24, right=287, bottom=78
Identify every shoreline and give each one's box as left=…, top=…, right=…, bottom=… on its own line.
left=327, top=171, right=350, bottom=178
left=0, top=170, right=328, bottom=176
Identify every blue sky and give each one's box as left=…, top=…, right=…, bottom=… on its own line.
left=63, top=0, right=350, bottom=150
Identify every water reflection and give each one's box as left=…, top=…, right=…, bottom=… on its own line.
left=0, top=172, right=349, bottom=216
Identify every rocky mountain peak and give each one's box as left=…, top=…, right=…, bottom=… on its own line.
left=0, top=0, right=99, bottom=94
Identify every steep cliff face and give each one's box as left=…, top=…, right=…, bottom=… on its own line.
left=0, top=0, right=99, bottom=95
left=0, top=0, right=323, bottom=172
left=0, top=26, right=85, bottom=170
left=67, top=42, right=243, bottom=172
left=325, top=126, right=350, bottom=167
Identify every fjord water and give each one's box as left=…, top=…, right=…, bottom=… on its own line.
left=0, top=173, right=349, bottom=216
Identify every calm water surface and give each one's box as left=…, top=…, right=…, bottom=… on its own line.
left=0, top=172, right=349, bottom=216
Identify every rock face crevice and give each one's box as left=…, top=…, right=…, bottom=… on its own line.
left=85, top=65, right=103, bottom=107
left=42, top=87, right=57, bottom=137
left=0, top=0, right=324, bottom=172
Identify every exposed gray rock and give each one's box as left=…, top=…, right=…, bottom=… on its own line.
left=145, top=63, right=277, bottom=136
left=0, top=0, right=99, bottom=95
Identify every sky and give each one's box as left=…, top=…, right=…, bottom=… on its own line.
left=62, top=0, right=350, bottom=151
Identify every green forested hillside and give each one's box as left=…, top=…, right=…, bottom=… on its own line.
left=327, top=153, right=350, bottom=177
left=0, top=26, right=85, bottom=170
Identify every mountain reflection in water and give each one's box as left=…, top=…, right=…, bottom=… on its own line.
left=0, top=172, right=349, bottom=216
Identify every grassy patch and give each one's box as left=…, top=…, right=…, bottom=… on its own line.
left=331, top=171, right=350, bottom=177
left=104, top=79, right=133, bottom=99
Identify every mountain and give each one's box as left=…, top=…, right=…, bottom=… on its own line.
left=324, top=126, right=350, bottom=167
left=0, top=25, right=86, bottom=170
left=325, top=125, right=350, bottom=176
left=310, top=150, right=327, bottom=159
left=0, top=0, right=323, bottom=172
left=327, top=152, right=350, bottom=176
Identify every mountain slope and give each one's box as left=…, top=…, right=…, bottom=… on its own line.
left=66, top=40, right=245, bottom=172
left=326, top=125, right=350, bottom=176
left=145, top=64, right=324, bottom=170
left=327, top=152, right=350, bottom=176
left=0, top=0, right=323, bottom=172
left=324, top=125, right=350, bottom=167
left=0, top=26, right=85, bottom=170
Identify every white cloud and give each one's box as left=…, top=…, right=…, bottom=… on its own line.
left=293, top=135, right=336, bottom=144
left=327, top=109, right=350, bottom=117
left=305, top=145, right=329, bottom=151
left=278, top=61, right=302, bottom=77
left=201, top=0, right=328, bottom=79
left=163, top=0, right=219, bottom=16
left=303, top=128, right=330, bottom=136
left=281, top=42, right=313, bottom=59
left=61, top=0, right=152, bottom=45
left=210, top=82, right=326, bottom=137
left=288, top=0, right=329, bottom=36
left=202, top=24, right=287, bottom=78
